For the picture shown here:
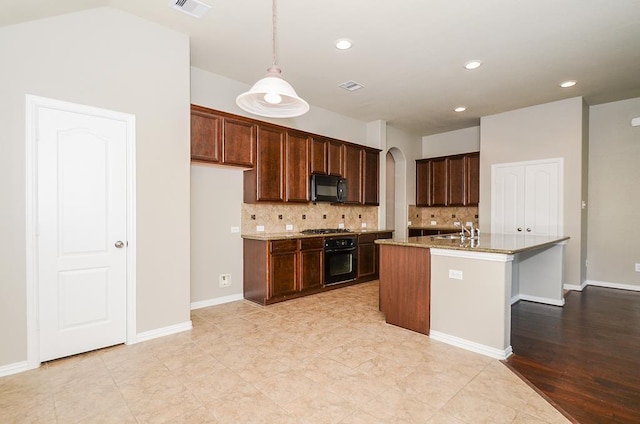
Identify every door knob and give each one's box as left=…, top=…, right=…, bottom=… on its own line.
left=526, top=228, right=532, bottom=232
left=115, top=241, right=125, bottom=248
left=517, top=227, right=522, bottom=232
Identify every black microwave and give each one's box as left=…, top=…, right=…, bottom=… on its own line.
left=310, top=174, right=347, bottom=203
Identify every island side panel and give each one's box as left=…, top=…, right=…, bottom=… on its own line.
left=430, top=251, right=513, bottom=357
left=516, top=242, right=566, bottom=306
left=379, top=244, right=431, bottom=335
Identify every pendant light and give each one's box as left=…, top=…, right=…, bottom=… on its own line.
left=236, top=0, right=309, bottom=118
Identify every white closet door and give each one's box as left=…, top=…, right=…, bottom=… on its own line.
left=492, top=158, right=562, bottom=236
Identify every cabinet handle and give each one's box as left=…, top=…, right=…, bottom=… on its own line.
left=517, top=227, right=522, bottom=232
left=526, top=228, right=532, bottom=232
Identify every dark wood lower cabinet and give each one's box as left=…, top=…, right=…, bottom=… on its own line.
left=244, top=231, right=391, bottom=305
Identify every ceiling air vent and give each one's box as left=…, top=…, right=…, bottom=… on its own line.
left=169, top=0, right=211, bottom=18
left=339, top=80, right=364, bottom=92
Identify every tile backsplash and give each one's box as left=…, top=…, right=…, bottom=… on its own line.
left=408, top=205, right=479, bottom=228
left=242, top=203, right=378, bottom=234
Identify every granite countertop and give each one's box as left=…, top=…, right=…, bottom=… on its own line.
left=408, top=225, right=460, bottom=231
left=242, top=229, right=394, bottom=241
left=375, top=233, right=570, bottom=255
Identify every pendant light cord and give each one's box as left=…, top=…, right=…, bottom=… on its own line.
left=272, top=0, right=277, bottom=66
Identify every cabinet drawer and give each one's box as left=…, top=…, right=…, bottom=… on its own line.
left=270, top=239, right=298, bottom=253
left=358, top=233, right=377, bottom=244
left=300, top=237, right=324, bottom=250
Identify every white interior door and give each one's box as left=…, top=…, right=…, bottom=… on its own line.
left=524, top=162, right=560, bottom=236
left=492, top=158, right=562, bottom=236
left=38, top=106, right=128, bottom=362
left=492, top=164, right=525, bottom=234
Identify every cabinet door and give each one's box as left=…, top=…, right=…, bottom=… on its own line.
left=447, top=155, right=466, bottom=206
left=357, top=243, right=376, bottom=279
left=300, top=239, right=323, bottom=291
left=270, top=240, right=298, bottom=298
left=363, top=149, right=379, bottom=205
left=416, top=160, right=430, bottom=207
left=255, top=125, right=285, bottom=202
left=223, top=117, right=255, bottom=167
left=327, top=140, right=344, bottom=176
left=190, top=107, right=221, bottom=163
left=310, top=137, right=328, bottom=175
left=430, top=157, right=448, bottom=206
left=343, top=145, right=363, bottom=204
left=285, top=131, right=310, bottom=202
left=465, top=152, right=480, bottom=205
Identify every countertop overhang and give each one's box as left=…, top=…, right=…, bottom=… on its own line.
left=375, top=233, right=570, bottom=255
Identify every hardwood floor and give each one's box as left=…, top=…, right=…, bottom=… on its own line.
left=507, top=286, right=640, bottom=424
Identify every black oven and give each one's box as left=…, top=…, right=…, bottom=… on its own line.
left=324, top=236, right=357, bottom=285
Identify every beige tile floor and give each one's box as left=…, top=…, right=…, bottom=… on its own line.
left=0, top=281, right=570, bottom=423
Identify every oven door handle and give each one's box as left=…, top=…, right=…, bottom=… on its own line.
left=325, top=247, right=357, bottom=253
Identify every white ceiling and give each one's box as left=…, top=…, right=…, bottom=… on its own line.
left=3, top=0, right=640, bottom=135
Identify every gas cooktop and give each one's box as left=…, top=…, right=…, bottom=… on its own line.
left=300, top=228, right=352, bottom=235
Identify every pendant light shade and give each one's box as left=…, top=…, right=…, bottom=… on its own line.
left=236, top=65, right=309, bottom=118
left=236, top=0, right=309, bottom=118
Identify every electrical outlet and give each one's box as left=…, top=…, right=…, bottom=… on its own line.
left=230, top=226, right=240, bottom=233
left=407, top=220, right=412, bottom=226
left=635, top=263, right=640, bottom=272
left=338, top=222, right=345, bottom=229
left=285, top=224, right=293, bottom=231
left=361, top=222, right=367, bottom=228
left=256, top=225, right=265, bottom=232
left=219, top=274, right=231, bottom=287
left=448, top=269, right=463, bottom=280
left=465, top=222, right=472, bottom=227
left=431, top=220, right=437, bottom=225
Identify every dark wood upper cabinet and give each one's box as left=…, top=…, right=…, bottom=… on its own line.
left=285, top=130, right=310, bottom=202
left=191, top=106, right=222, bottom=163
left=363, top=148, right=379, bottom=205
left=244, top=124, right=285, bottom=203
left=465, top=152, right=480, bottom=205
left=343, top=144, right=363, bottom=204
left=190, top=105, right=255, bottom=167
left=447, top=155, right=466, bottom=206
left=327, top=140, right=344, bottom=177
left=430, top=157, right=448, bottom=206
left=192, top=105, right=380, bottom=206
left=416, top=160, right=431, bottom=207
left=415, top=152, right=480, bottom=207
left=310, top=137, right=328, bottom=175
left=222, top=117, right=255, bottom=167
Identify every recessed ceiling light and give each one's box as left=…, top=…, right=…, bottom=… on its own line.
left=454, top=106, right=467, bottom=112
left=464, top=60, right=482, bottom=70
left=560, top=80, right=577, bottom=88
left=335, top=39, right=352, bottom=50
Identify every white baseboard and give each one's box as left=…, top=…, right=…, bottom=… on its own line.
left=564, top=281, right=588, bottom=291
left=191, top=293, right=244, bottom=310
left=585, top=280, right=640, bottom=292
left=429, top=330, right=513, bottom=360
left=133, top=320, right=192, bottom=344
left=516, top=294, right=565, bottom=306
left=0, top=360, right=39, bottom=378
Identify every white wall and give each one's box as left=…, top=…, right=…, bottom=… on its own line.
left=479, top=97, right=587, bottom=287
left=0, top=8, right=191, bottom=367
left=587, top=97, right=640, bottom=288
left=422, top=126, right=480, bottom=158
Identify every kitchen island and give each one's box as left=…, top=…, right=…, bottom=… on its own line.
left=376, top=233, right=569, bottom=360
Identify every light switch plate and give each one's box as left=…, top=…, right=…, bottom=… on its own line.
left=635, top=263, right=640, bottom=272
left=230, top=226, right=240, bottom=233
left=256, top=225, right=265, bottom=232
left=431, top=220, right=437, bottom=225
